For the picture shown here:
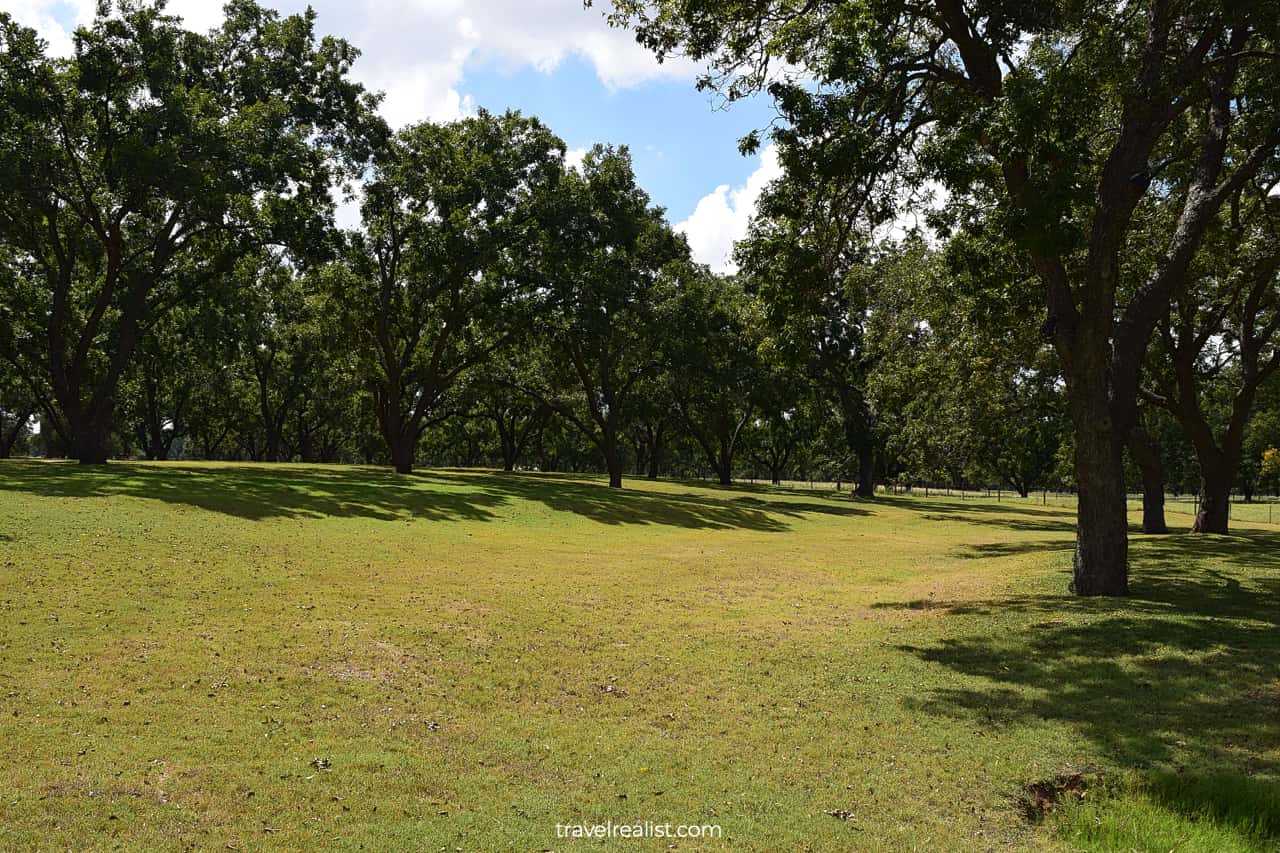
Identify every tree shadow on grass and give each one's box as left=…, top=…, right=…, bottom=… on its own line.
left=0, top=460, right=871, bottom=531
left=882, top=530, right=1280, bottom=775
left=431, top=469, right=871, bottom=531
left=951, top=539, right=1077, bottom=559
left=0, top=460, right=506, bottom=523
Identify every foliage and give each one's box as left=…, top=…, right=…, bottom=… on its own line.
left=336, top=109, right=564, bottom=472
left=516, top=145, right=690, bottom=487
left=0, top=1, right=378, bottom=461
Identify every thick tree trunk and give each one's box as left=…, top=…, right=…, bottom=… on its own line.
left=390, top=439, right=414, bottom=475
left=1128, top=425, right=1168, bottom=534
left=717, top=441, right=733, bottom=486
left=1068, top=387, right=1129, bottom=595
left=1194, top=469, right=1231, bottom=534
left=854, top=443, right=875, bottom=497
left=70, top=418, right=111, bottom=465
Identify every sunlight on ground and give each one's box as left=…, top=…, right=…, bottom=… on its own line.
left=1, top=461, right=1276, bottom=850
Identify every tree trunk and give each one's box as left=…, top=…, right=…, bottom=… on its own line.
left=0, top=409, right=33, bottom=458
left=717, top=441, right=733, bottom=486
left=1068, top=386, right=1129, bottom=595
left=854, top=443, right=875, bottom=497
left=1194, top=469, right=1231, bottom=534
left=390, top=440, right=414, bottom=475
left=1127, top=425, right=1168, bottom=534
left=70, top=416, right=111, bottom=465
left=603, top=427, right=623, bottom=488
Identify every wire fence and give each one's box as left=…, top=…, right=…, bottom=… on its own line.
left=742, top=477, right=1280, bottom=527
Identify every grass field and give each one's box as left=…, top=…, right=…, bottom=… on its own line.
left=1, top=460, right=1277, bottom=850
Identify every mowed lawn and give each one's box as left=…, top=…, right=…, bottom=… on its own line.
left=1, top=461, right=1277, bottom=851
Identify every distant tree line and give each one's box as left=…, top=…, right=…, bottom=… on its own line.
left=2, top=2, right=1279, bottom=599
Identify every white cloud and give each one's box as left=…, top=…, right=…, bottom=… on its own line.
left=1, top=0, right=694, bottom=128
left=564, top=146, right=588, bottom=173
left=1, top=0, right=93, bottom=54
left=877, top=181, right=950, bottom=245
left=676, top=145, right=781, bottom=274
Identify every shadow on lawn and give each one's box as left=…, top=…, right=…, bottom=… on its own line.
left=882, top=530, right=1280, bottom=774
left=0, top=460, right=869, bottom=531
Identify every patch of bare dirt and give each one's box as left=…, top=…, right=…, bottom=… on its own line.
left=1015, top=771, right=1103, bottom=822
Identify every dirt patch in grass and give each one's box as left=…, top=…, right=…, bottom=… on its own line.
left=1016, top=771, right=1103, bottom=822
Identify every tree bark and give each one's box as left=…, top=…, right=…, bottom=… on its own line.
left=389, top=435, right=414, bottom=475
left=70, top=414, right=112, bottom=465
left=1067, top=378, right=1130, bottom=595
left=854, top=443, right=875, bottom=497
left=602, top=425, right=623, bottom=488
left=1194, top=468, right=1232, bottom=534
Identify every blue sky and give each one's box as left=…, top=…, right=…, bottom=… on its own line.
left=461, top=55, right=777, bottom=219
left=5, top=0, right=785, bottom=271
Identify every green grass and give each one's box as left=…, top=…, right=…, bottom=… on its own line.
left=0, top=460, right=1277, bottom=850
left=1055, top=771, right=1280, bottom=851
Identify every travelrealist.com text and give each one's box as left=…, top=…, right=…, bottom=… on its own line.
left=555, top=821, right=723, bottom=840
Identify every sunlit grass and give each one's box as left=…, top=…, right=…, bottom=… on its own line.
left=0, top=460, right=1276, bottom=849
left=1054, top=771, right=1280, bottom=852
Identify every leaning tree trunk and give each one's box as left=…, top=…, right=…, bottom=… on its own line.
left=0, top=409, right=33, bottom=458
left=1066, top=373, right=1130, bottom=596
left=1127, top=425, right=1168, bottom=534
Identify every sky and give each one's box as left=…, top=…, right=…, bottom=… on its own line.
left=0, top=0, right=785, bottom=273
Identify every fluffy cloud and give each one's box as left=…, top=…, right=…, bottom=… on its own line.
left=564, top=146, right=588, bottom=173
left=675, top=145, right=781, bottom=274
left=1, top=0, right=94, bottom=55
left=2, top=0, right=694, bottom=127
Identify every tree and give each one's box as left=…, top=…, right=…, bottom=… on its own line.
left=0, top=361, right=35, bottom=458
left=224, top=255, right=339, bottom=462
left=664, top=272, right=763, bottom=486
left=520, top=145, right=690, bottom=488
left=472, top=348, right=552, bottom=472
left=0, top=2, right=377, bottom=464
left=745, top=357, right=819, bottom=486
left=1263, top=447, right=1280, bottom=496
left=339, top=110, right=564, bottom=474
left=1141, top=182, right=1280, bottom=532
left=737, top=173, right=881, bottom=497
left=118, top=304, right=219, bottom=460
left=607, top=0, right=1280, bottom=594
left=626, top=374, right=676, bottom=479
left=868, top=237, right=1067, bottom=498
